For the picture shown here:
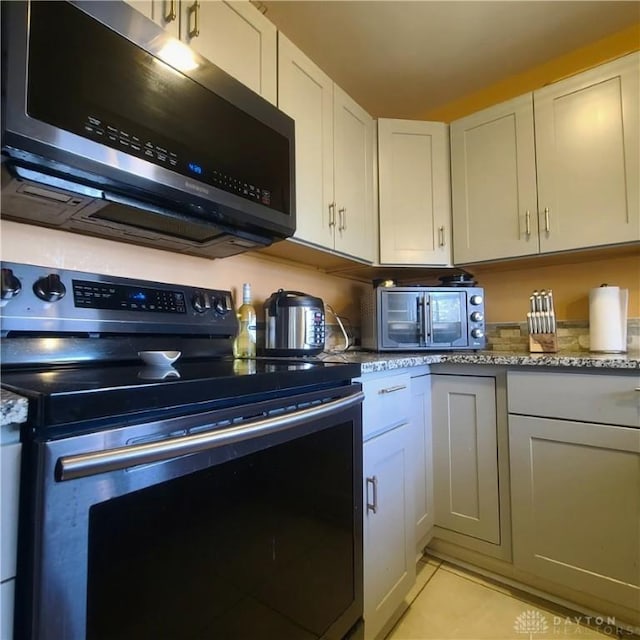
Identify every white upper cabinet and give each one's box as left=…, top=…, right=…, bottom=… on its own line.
left=450, top=95, right=538, bottom=263
left=378, top=119, right=452, bottom=266
left=450, top=52, right=639, bottom=264
left=333, top=86, right=376, bottom=262
left=180, top=0, right=277, bottom=104
left=124, top=0, right=180, bottom=37
left=278, top=34, right=375, bottom=262
left=534, top=52, right=640, bottom=253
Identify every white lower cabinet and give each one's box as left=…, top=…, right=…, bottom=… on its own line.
left=431, top=374, right=500, bottom=544
left=1, top=435, right=21, bottom=640
left=410, top=371, right=434, bottom=554
left=360, top=372, right=415, bottom=640
left=508, top=370, right=640, bottom=615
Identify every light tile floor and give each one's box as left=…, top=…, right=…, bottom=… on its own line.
left=387, top=556, right=628, bottom=640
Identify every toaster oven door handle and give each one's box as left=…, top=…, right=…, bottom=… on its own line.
left=419, top=294, right=431, bottom=347
left=56, top=391, right=364, bottom=481
left=419, top=294, right=429, bottom=346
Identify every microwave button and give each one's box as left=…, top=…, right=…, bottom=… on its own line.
left=470, top=311, right=484, bottom=322
left=471, top=328, right=484, bottom=339
left=470, top=294, right=483, bottom=305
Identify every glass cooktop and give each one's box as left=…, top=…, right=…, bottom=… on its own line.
left=1, top=357, right=361, bottom=433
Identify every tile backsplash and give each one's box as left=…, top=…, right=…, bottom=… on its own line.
left=486, top=318, right=640, bottom=353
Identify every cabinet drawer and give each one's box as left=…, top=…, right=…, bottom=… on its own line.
left=361, top=372, right=411, bottom=440
left=508, top=370, right=640, bottom=427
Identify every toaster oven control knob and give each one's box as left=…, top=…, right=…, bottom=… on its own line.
left=33, top=273, right=66, bottom=302
left=471, top=328, right=484, bottom=339
left=1, top=268, right=22, bottom=300
left=191, top=291, right=211, bottom=313
left=470, top=294, right=483, bottom=305
left=470, top=311, right=484, bottom=323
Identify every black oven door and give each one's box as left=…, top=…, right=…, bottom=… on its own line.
left=16, top=386, right=363, bottom=640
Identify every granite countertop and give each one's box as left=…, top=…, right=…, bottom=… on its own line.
left=2, top=349, right=638, bottom=426
left=0, top=388, right=29, bottom=430
left=320, top=349, right=640, bottom=374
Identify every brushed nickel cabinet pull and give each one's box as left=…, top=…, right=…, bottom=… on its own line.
left=188, top=1, right=200, bottom=38
left=165, top=0, right=177, bottom=22
left=328, top=202, right=336, bottom=227
left=544, top=207, right=550, bottom=232
left=378, top=384, right=407, bottom=394
left=366, top=476, right=378, bottom=514
left=438, top=225, right=446, bottom=247
left=338, top=207, right=346, bottom=231
left=525, top=210, right=531, bottom=236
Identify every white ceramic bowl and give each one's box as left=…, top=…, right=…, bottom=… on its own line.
left=138, top=350, right=181, bottom=366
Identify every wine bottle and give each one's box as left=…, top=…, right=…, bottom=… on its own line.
left=233, top=283, right=256, bottom=358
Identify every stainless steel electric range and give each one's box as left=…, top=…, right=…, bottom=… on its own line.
left=0, top=261, right=364, bottom=640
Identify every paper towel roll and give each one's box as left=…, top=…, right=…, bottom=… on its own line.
left=589, top=285, right=628, bottom=353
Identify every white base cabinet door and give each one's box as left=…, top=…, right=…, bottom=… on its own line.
left=431, top=374, right=500, bottom=544
left=510, top=415, right=640, bottom=611
left=363, top=423, right=415, bottom=640
left=410, top=372, right=434, bottom=553
left=378, top=119, right=451, bottom=266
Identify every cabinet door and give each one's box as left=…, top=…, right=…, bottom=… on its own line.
left=510, top=415, right=640, bottom=610
left=450, top=95, right=539, bottom=263
left=124, top=0, right=180, bottom=37
left=411, top=373, right=434, bottom=553
left=363, top=423, right=415, bottom=640
left=181, top=0, right=277, bottom=103
left=432, top=375, right=500, bottom=544
left=277, top=34, right=335, bottom=250
left=378, top=119, right=452, bottom=266
left=334, top=85, right=375, bottom=263
left=534, top=52, right=640, bottom=253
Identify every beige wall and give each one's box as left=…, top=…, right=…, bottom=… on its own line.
left=471, top=249, right=640, bottom=324
left=0, top=221, right=367, bottom=322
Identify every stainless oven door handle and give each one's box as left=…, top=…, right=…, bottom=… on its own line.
left=57, top=391, right=364, bottom=481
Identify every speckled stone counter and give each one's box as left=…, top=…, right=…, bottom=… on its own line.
left=0, top=388, right=29, bottom=429
left=320, top=349, right=640, bottom=374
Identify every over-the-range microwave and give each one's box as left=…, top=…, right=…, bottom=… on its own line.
left=361, top=286, right=486, bottom=351
left=1, top=1, right=295, bottom=259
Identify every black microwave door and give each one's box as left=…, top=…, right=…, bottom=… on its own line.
left=3, top=0, right=294, bottom=238
left=380, top=291, right=425, bottom=348
left=427, top=292, right=469, bottom=347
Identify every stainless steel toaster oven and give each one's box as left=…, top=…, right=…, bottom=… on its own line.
left=361, top=286, right=486, bottom=351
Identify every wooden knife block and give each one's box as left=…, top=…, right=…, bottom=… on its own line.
left=529, top=332, right=558, bottom=353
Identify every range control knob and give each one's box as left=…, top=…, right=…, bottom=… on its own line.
left=470, top=294, right=483, bottom=306
left=191, top=291, right=211, bottom=314
left=1, top=268, right=22, bottom=300
left=470, top=311, right=484, bottom=323
left=33, top=273, right=66, bottom=302
left=211, top=294, right=230, bottom=316
left=471, top=328, right=484, bottom=339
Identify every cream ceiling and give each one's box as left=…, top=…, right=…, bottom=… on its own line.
left=257, top=1, right=640, bottom=119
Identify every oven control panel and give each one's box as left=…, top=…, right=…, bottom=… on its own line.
left=73, top=280, right=188, bottom=314
left=0, top=262, right=237, bottom=337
